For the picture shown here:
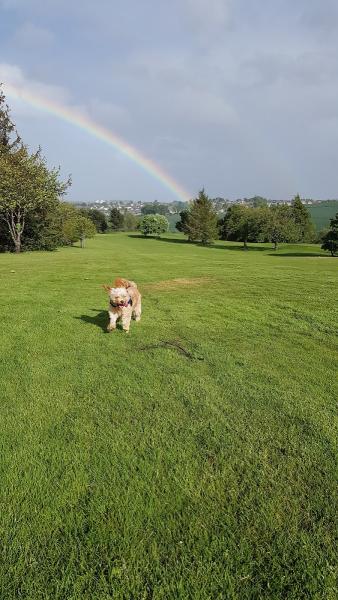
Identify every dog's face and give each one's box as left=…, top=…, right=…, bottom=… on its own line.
left=104, top=285, right=129, bottom=306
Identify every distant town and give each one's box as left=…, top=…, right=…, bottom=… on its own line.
left=73, top=197, right=338, bottom=217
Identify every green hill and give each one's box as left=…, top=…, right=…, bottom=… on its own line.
left=308, top=200, right=338, bottom=230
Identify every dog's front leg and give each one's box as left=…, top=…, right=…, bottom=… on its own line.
left=121, top=313, right=131, bottom=333
left=107, top=311, right=118, bottom=332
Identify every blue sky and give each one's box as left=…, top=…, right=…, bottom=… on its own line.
left=1, top=0, right=338, bottom=202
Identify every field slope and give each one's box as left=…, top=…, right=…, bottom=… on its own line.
left=0, top=234, right=337, bottom=599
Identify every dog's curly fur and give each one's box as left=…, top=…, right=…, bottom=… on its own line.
left=103, top=278, right=142, bottom=333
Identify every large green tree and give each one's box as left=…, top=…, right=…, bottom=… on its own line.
left=265, top=205, right=300, bottom=250
left=219, top=205, right=260, bottom=249
left=321, top=213, right=338, bottom=256
left=184, top=189, right=218, bottom=245
left=0, top=147, right=69, bottom=253
left=0, top=86, right=70, bottom=253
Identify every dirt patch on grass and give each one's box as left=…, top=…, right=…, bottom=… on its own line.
left=144, top=276, right=217, bottom=292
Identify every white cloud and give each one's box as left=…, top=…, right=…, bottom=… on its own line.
left=0, top=63, right=70, bottom=117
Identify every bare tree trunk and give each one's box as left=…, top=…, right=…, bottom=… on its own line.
left=5, top=211, right=23, bottom=253
left=243, top=239, right=248, bottom=250
left=274, top=240, right=278, bottom=250
left=14, top=236, right=21, bottom=253
left=80, top=235, right=85, bottom=248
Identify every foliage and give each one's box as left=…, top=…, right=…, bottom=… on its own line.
left=321, top=212, right=338, bottom=256
left=183, top=189, right=218, bottom=245
left=175, top=209, right=190, bottom=236
left=139, top=213, right=169, bottom=237
left=123, top=211, right=140, bottom=231
left=0, top=146, right=70, bottom=253
left=219, top=205, right=264, bottom=248
left=251, top=196, right=268, bottom=207
left=141, top=201, right=169, bottom=215
left=110, top=207, right=124, bottom=230
left=58, top=202, right=96, bottom=247
left=0, top=85, right=21, bottom=152
left=264, top=205, right=300, bottom=249
left=0, top=233, right=336, bottom=598
left=79, top=208, right=108, bottom=233
left=0, top=86, right=70, bottom=253
left=291, top=195, right=316, bottom=242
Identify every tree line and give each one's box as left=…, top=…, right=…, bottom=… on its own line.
left=175, top=189, right=337, bottom=255
left=1, top=87, right=337, bottom=255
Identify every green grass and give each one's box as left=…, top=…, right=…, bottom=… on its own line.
left=0, top=234, right=337, bottom=599
left=308, top=200, right=338, bottom=231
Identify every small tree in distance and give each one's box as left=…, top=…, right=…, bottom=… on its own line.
left=184, top=189, right=218, bottom=245
left=265, top=205, right=300, bottom=250
left=139, top=214, right=169, bottom=237
left=110, top=207, right=124, bottom=230
left=123, top=211, right=139, bottom=231
left=291, top=194, right=315, bottom=242
left=80, top=208, right=108, bottom=233
left=321, top=213, right=338, bottom=256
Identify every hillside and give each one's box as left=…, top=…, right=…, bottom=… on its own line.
left=308, top=200, right=338, bottom=230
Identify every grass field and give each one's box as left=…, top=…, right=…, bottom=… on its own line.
left=0, top=234, right=337, bottom=599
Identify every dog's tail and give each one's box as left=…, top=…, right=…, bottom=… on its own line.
left=114, top=277, right=137, bottom=289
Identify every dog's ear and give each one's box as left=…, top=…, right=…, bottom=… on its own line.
left=102, top=284, right=111, bottom=292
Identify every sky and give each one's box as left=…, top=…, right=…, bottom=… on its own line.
left=1, top=0, right=338, bottom=203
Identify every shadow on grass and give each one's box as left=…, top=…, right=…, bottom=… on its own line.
left=75, top=309, right=109, bottom=333
left=128, top=235, right=269, bottom=251
left=268, top=252, right=326, bottom=257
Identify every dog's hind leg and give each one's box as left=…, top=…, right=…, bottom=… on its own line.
left=133, top=299, right=141, bottom=322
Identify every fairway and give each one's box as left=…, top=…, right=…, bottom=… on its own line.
left=0, top=234, right=337, bottom=599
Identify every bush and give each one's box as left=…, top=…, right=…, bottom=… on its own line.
left=139, top=214, right=169, bottom=237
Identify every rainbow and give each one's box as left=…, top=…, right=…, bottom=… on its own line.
left=3, top=82, right=191, bottom=203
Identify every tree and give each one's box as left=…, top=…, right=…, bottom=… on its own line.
left=61, top=207, right=96, bottom=247
left=110, top=207, right=124, bottom=230
left=184, top=189, right=218, bottom=245
left=219, top=205, right=259, bottom=249
left=0, top=86, right=21, bottom=152
left=321, top=213, right=338, bottom=256
left=175, top=209, right=191, bottom=237
left=251, top=196, right=268, bottom=208
left=291, top=194, right=315, bottom=242
left=0, top=146, right=70, bottom=253
left=139, top=214, right=169, bottom=237
left=264, top=205, right=300, bottom=249
left=141, top=201, right=168, bottom=216
left=123, top=211, right=139, bottom=231
left=0, top=87, right=70, bottom=253
left=80, top=208, right=108, bottom=232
